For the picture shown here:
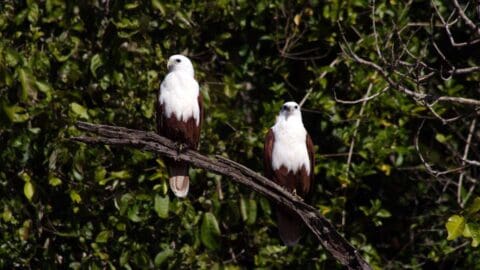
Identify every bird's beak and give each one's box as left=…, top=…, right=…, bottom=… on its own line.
left=283, top=107, right=293, bottom=119
left=167, top=60, right=173, bottom=71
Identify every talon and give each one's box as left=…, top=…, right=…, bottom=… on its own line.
left=173, top=143, right=188, bottom=161
left=291, top=189, right=304, bottom=201
left=173, top=142, right=181, bottom=161
left=178, top=143, right=186, bottom=152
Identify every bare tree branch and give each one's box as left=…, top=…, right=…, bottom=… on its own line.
left=458, top=119, right=477, bottom=205
left=452, top=0, right=480, bottom=35
left=432, top=0, right=480, bottom=47
left=339, top=35, right=480, bottom=106
left=71, top=121, right=373, bottom=270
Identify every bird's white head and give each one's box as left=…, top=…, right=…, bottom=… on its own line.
left=167, top=54, right=194, bottom=76
left=278, top=101, right=302, bottom=121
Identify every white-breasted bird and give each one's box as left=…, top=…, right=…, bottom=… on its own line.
left=157, top=54, right=203, bottom=198
left=264, top=101, right=315, bottom=246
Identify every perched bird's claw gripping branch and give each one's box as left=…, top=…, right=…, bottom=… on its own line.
left=71, top=121, right=372, bottom=270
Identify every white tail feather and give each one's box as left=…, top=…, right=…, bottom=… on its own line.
left=169, top=176, right=189, bottom=198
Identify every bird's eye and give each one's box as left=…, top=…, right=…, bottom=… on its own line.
left=282, top=105, right=287, bottom=110
left=175, top=59, right=181, bottom=63
left=294, top=105, right=298, bottom=109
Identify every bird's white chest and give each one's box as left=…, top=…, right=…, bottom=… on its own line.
left=159, top=72, right=200, bottom=125
left=271, top=123, right=310, bottom=174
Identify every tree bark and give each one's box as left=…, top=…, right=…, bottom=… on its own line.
left=72, top=121, right=372, bottom=270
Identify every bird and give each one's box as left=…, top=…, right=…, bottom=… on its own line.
left=157, top=54, right=203, bottom=198
left=263, top=101, right=315, bottom=246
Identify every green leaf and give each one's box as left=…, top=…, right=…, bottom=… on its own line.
left=95, top=230, right=111, bottom=243
left=240, top=196, right=247, bottom=222
left=151, top=0, right=166, bottom=15
left=48, top=175, right=62, bottom=186
left=27, top=3, right=39, bottom=23
left=3, top=104, right=29, bottom=123
left=377, top=209, right=391, bottom=218
left=34, top=81, right=53, bottom=102
left=2, top=207, right=13, bottom=222
left=435, top=133, right=447, bottom=143
left=466, top=223, right=480, bottom=247
left=466, top=197, right=480, bottom=215
left=154, top=195, right=169, bottom=219
left=239, top=196, right=258, bottom=224
left=70, top=190, right=82, bottom=203
left=446, top=215, right=465, bottom=240
left=117, top=193, right=134, bottom=215
left=200, top=212, right=221, bottom=250
left=95, top=167, right=107, bottom=182
left=259, top=197, right=271, bottom=215
left=24, top=182, right=34, bottom=201
left=18, top=68, right=37, bottom=103
left=110, top=170, right=131, bottom=179
left=154, top=248, right=174, bottom=267
left=90, top=54, right=104, bottom=78
left=70, top=102, right=89, bottom=119
left=128, top=204, right=142, bottom=222
left=246, top=198, right=257, bottom=225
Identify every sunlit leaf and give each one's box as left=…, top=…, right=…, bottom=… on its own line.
left=435, top=133, right=447, bottom=144
left=110, top=170, right=131, bottom=180
left=446, top=215, right=465, bottom=240
left=48, top=175, right=62, bottom=186
left=70, top=190, right=82, bottom=203
left=24, top=182, right=34, bottom=201
left=70, top=102, right=89, bottom=119
left=3, top=104, right=29, bottom=123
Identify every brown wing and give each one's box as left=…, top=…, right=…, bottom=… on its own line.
left=303, top=133, right=315, bottom=195
left=193, top=93, right=203, bottom=149
left=156, top=94, right=202, bottom=149
left=263, top=129, right=275, bottom=181
left=156, top=91, right=163, bottom=134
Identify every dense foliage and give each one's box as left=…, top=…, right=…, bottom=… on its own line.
left=1, top=0, right=480, bottom=269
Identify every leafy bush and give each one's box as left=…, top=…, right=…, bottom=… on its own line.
left=1, top=0, right=480, bottom=269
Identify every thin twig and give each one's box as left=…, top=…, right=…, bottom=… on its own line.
left=342, top=83, right=373, bottom=229
left=334, top=86, right=389, bottom=104
left=299, top=58, right=340, bottom=106
left=345, top=83, right=373, bottom=178
left=458, top=119, right=477, bottom=205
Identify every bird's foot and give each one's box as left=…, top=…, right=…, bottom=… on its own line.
left=291, top=189, right=304, bottom=201
left=173, top=142, right=188, bottom=161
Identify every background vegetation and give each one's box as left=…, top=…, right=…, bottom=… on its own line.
left=1, top=0, right=480, bottom=269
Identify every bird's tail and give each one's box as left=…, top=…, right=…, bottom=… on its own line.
left=168, top=162, right=190, bottom=198
left=276, top=208, right=302, bottom=246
